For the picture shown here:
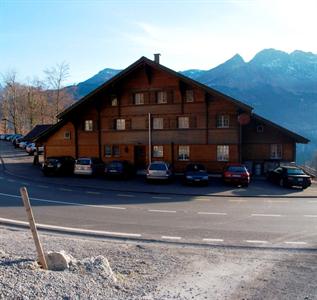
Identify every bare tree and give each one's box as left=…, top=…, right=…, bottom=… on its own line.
left=44, top=62, right=71, bottom=120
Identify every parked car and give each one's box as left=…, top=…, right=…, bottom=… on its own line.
left=42, top=156, right=75, bottom=176
left=13, top=136, right=24, bottom=148
left=146, top=161, right=173, bottom=182
left=267, top=166, right=311, bottom=189
left=19, top=141, right=30, bottom=149
left=222, top=164, right=250, bottom=187
left=104, top=160, right=135, bottom=179
left=74, top=157, right=105, bottom=176
left=183, top=163, right=209, bottom=186
left=25, top=143, right=44, bottom=155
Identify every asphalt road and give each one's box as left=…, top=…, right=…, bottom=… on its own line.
left=1, top=141, right=317, bottom=249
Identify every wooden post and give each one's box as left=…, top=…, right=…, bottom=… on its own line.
left=20, top=187, right=48, bottom=270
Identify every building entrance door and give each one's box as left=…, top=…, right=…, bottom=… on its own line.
left=134, top=145, right=147, bottom=169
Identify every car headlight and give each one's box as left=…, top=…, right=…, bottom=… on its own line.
left=57, top=163, right=62, bottom=168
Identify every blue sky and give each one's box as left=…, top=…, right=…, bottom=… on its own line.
left=1, top=0, right=316, bottom=85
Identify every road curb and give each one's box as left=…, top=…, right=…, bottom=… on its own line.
left=1, top=217, right=317, bottom=252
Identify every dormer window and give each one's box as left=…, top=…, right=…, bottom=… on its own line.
left=185, top=90, right=194, bottom=102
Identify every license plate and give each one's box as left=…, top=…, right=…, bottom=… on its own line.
left=48, top=164, right=53, bottom=167
left=232, top=174, right=241, bottom=178
left=298, top=178, right=303, bottom=182
left=109, top=170, right=118, bottom=173
left=194, top=179, right=201, bottom=182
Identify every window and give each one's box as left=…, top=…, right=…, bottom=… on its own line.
left=84, top=120, right=93, bottom=131
left=113, top=145, right=120, bottom=157
left=105, top=145, right=120, bottom=157
left=157, top=91, right=167, bottom=104
left=153, top=145, right=164, bottom=158
left=153, top=118, right=163, bottom=130
left=134, top=93, right=144, bottom=105
left=178, top=145, right=190, bottom=161
left=105, top=145, right=112, bottom=157
left=178, top=117, right=189, bottom=129
left=216, top=115, right=230, bottom=128
left=64, top=131, right=71, bottom=139
left=116, top=119, right=125, bottom=130
left=270, top=144, right=282, bottom=159
left=217, top=145, right=229, bottom=161
left=111, top=95, right=118, bottom=106
left=185, top=90, right=194, bottom=102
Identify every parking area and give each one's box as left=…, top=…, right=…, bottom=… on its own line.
left=0, top=140, right=316, bottom=197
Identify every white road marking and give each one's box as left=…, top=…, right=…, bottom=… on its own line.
left=308, top=201, right=317, bottom=203
left=59, top=188, right=73, bottom=192
left=0, top=192, right=126, bottom=210
left=152, top=196, right=172, bottom=200
left=245, top=240, right=268, bottom=244
left=196, top=197, right=211, bottom=201
left=284, top=241, right=307, bottom=245
left=117, top=194, right=135, bottom=198
left=251, top=214, right=282, bottom=217
left=0, top=217, right=141, bottom=237
left=264, top=200, right=289, bottom=203
left=198, top=212, right=227, bottom=216
left=148, top=209, right=176, bottom=213
left=86, top=191, right=101, bottom=195
left=304, top=215, right=317, bottom=218
left=7, top=179, right=16, bottom=182
left=37, top=185, right=49, bottom=188
left=161, top=236, right=181, bottom=240
left=203, top=238, right=224, bottom=242
left=0, top=176, right=4, bottom=179
left=21, top=182, right=29, bottom=186
left=229, top=199, right=247, bottom=203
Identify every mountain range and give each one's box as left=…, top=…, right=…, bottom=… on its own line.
left=66, top=49, right=317, bottom=162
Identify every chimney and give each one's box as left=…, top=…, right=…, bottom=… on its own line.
left=154, top=53, right=161, bottom=64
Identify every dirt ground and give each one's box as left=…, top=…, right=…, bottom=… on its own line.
left=1, top=226, right=317, bottom=299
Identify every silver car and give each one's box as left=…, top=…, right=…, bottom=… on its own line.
left=74, top=157, right=104, bottom=176
left=146, top=161, right=173, bottom=182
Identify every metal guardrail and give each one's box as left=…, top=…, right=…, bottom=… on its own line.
left=300, top=165, right=317, bottom=178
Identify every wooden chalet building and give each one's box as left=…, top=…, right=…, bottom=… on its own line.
left=35, top=55, right=309, bottom=175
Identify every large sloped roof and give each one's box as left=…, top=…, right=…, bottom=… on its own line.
left=35, top=56, right=309, bottom=144
left=252, top=113, right=309, bottom=144
left=23, top=124, right=53, bottom=141
left=57, top=56, right=253, bottom=119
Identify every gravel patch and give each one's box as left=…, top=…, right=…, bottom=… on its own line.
left=1, top=226, right=317, bottom=299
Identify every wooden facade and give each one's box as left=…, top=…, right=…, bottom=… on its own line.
left=36, top=56, right=309, bottom=174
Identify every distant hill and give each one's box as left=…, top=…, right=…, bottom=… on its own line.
left=66, top=49, right=317, bottom=162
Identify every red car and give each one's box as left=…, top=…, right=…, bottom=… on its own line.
left=222, top=164, right=250, bottom=187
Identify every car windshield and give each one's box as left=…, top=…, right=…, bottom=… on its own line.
left=287, top=168, right=305, bottom=175
left=227, top=166, right=247, bottom=172
left=186, top=164, right=205, bottom=172
left=76, top=159, right=91, bottom=165
left=108, top=162, right=123, bottom=168
left=149, top=163, right=167, bottom=171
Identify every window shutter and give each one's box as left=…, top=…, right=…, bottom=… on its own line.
left=167, top=90, right=174, bottom=103
left=126, top=119, right=132, bottom=130
left=163, top=118, right=169, bottom=129
left=145, top=117, right=149, bottom=129
left=170, top=117, right=177, bottom=129
left=189, top=116, right=197, bottom=128
left=143, top=92, right=149, bottom=104
left=130, top=93, right=135, bottom=105
left=150, top=91, right=156, bottom=104
left=111, top=119, right=116, bottom=130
